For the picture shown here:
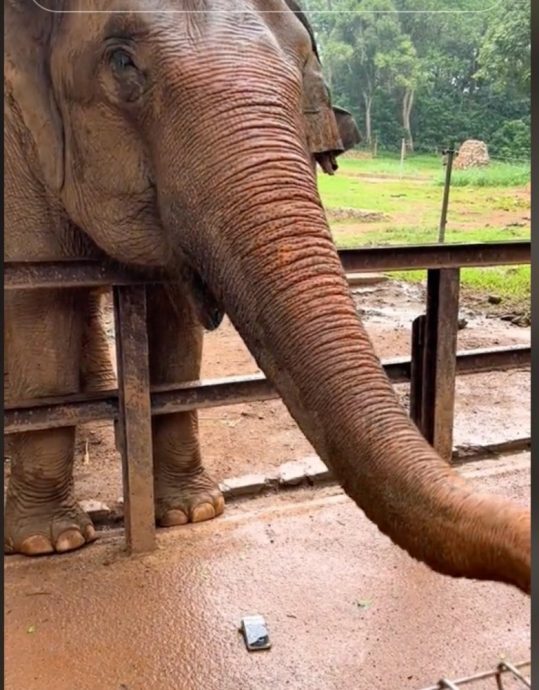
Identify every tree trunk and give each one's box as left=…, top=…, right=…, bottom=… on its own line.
left=363, top=92, right=372, bottom=146
left=402, top=89, right=415, bottom=152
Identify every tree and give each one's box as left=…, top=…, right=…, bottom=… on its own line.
left=309, top=0, right=410, bottom=146
left=375, top=33, right=420, bottom=150
left=475, top=0, right=530, bottom=98
left=303, top=0, right=530, bottom=157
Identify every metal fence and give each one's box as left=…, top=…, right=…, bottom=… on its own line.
left=419, top=659, right=531, bottom=689
left=4, top=240, right=531, bottom=553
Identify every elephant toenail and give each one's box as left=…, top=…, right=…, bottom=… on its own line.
left=192, top=503, right=216, bottom=523
left=161, top=510, right=189, bottom=527
left=20, top=535, right=54, bottom=556
left=55, top=529, right=85, bottom=553
left=214, top=496, right=225, bottom=516
left=85, top=525, right=98, bottom=542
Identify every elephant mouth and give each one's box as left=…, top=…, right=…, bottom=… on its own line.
left=187, top=266, right=225, bottom=331
left=163, top=262, right=223, bottom=331
left=166, top=256, right=221, bottom=331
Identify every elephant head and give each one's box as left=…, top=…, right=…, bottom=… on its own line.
left=4, top=0, right=529, bottom=593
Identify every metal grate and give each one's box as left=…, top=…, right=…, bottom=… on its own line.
left=419, top=660, right=531, bottom=690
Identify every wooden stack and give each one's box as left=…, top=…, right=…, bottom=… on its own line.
left=454, top=139, right=490, bottom=169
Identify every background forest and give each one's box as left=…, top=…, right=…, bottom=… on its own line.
left=304, top=0, right=530, bottom=160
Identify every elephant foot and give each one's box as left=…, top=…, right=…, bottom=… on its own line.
left=155, top=468, right=225, bottom=527
left=4, top=495, right=97, bottom=556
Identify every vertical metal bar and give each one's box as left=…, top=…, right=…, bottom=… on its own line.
left=420, top=268, right=461, bottom=460
left=409, top=315, right=426, bottom=426
left=113, top=285, right=156, bottom=553
left=438, top=148, right=455, bottom=243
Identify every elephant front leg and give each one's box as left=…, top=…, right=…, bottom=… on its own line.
left=4, top=290, right=97, bottom=555
left=80, top=288, right=117, bottom=393
left=147, top=286, right=224, bottom=527
left=5, top=430, right=96, bottom=555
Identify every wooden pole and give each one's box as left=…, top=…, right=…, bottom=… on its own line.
left=438, top=148, right=455, bottom=243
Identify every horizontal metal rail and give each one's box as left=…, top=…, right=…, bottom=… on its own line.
left=4, top=241, right=530, bottom=290
left=4, top=345, right=530, bottom=434
left=4, top=242, right=531, bottom=554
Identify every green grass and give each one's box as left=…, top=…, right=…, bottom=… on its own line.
left=438, top=161, right=531, bottom=187
left=337, top=151, right=440, bottom=178
left=316, top=152, right=531, bottom=311
left=319, top=174, right=529, bottom=235
left=340, top=151, right=530, bottom=187
left=388, top=265, right=530, bottom=312
left=333, top=225, right=530, bottom=248
left=319, top=174, right=441, bottom=217
left=333, top=152, right=530, bottom=187
left=332, top=225, right=531, bottom=310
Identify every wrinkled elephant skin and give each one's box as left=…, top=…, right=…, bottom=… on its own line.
left=3, top=0, right=529, bottom=596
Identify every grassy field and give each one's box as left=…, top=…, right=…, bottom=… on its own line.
left=317, top=152, right=531, bottom=312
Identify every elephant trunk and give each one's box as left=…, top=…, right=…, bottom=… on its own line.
left=158, top=107, right=530, bottom=594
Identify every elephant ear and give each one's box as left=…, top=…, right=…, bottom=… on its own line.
left=5, top=0, right=65, bottom=192
left=287, top=0, right=360, bottom=173
left=333, top=106, right=362, bottom=151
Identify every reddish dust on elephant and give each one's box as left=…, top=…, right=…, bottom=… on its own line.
left=4, top=0, right=530, bottom=594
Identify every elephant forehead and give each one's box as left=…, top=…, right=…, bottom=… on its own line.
left=50, top=0, right=313, bottom=102
left=54, top=0, right=311, bottom=56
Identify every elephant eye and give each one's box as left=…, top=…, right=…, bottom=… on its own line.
left=105, top=43, right=146, bottom=104
left=109, top=49, right=136, bottom=72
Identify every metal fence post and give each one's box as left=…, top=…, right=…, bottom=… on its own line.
left=410, top=268, right=460, bottom=461
left=409, top=314, right=426, bottom=426
left=438, top=147, right=455, bottom=243
left=113, top=284, right=156, bottom=553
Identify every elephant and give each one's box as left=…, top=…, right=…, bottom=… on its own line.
left=3, top=0, right=530, bottom=595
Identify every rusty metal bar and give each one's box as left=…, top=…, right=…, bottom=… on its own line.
left=113, top=285, right=156, bottom=554
left=3, top=260, right=147, bottom=290
left=409, top=315, right=425, bottom=424
left=410, top=271, right=461, bottom=458
left=414, top=269, right=461, bottom=460
left=4, top=345, right=530, bottom=434
left=338, top=240, right=530, bottom=273
left=4, top=241, right=530, bottom=290
left=452, top=345, right=531, bottom=374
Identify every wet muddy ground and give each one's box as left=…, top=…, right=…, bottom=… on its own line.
left=5, top=278, right=527, bottom=512
left=4, top=453, right=530, bottom=690
left=4, top=278, right=531, bottom=690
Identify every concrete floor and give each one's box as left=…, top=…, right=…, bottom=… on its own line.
left=4, top=454, right=530, bottom=690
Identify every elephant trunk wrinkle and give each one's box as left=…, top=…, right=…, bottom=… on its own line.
left=160, top=140, right=530, bottom=595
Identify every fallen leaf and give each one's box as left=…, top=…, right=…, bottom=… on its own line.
left=356, top=600, right=372, bottom=609
left=27, top=625, right=36, bottom=634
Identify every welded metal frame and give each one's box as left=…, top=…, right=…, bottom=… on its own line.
left=113, top=285, right=156, bottom=554
left=3, top=241, right=531, bottom=553
left=4, top=240, right=530, bottom=290
left=410, top=268, right=461, bottom=460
